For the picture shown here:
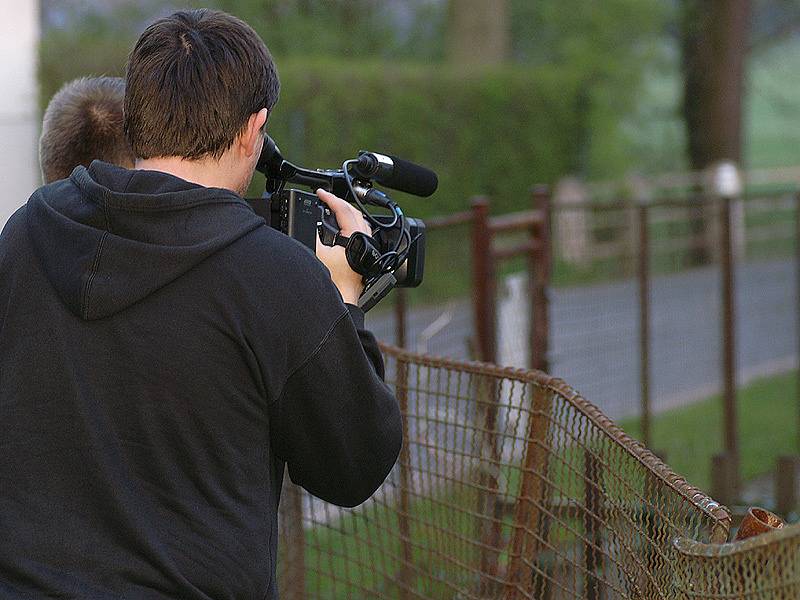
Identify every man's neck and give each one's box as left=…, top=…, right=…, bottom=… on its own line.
left=135, top=155, right=240, bottom=193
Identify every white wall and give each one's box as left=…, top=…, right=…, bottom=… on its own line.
left=0, top=0, right=40, bottom=227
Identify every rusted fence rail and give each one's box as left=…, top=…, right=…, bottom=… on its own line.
left=393, top=186, right=551, bottom=373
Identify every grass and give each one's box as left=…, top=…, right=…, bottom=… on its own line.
left=287, top=483, right=518, bottom=598
left=620, top=370, right=798, bottom=492
left=745, top=41, right=800, bottom=169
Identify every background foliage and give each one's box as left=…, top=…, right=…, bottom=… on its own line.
left=39, top=0, right=665, bottom=216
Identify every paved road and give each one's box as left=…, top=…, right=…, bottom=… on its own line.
left=367, top=257, right=798, bottom=420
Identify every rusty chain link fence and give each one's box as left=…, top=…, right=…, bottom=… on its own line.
left=673, top=523, right=800, bottom=599
left=275, top=344, right=729, bottom=599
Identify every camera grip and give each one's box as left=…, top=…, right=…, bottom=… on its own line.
left=317, top=204, right=340, bottom=247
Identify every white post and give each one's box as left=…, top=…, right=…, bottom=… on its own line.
left=0, top=0, right=40, bottom=227
left=554, top=177, right=589, bottom=266
left=706, top=161, right=745, bottom=261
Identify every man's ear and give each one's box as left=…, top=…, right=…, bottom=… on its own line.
left=240, top=108, right=269, bottom=158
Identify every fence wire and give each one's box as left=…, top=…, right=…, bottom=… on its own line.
left=737, top=192, right=798, bottom=385
left=527, top=190, right=799, bottom=437
left=673, top=522, right=800, bottom=599
left=275, top=345, right=729, bottom=599
left=549, top=199, right=727, bottom=422
left=378, top=189, right=799, bottom=428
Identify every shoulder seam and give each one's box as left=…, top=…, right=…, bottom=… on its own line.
left=272, top=308, right=350, bottom=407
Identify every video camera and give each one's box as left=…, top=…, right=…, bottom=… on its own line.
left=251, top=136, right=436, bottom=311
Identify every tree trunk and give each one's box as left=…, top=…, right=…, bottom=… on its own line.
left=681, top=0, right=751, bottom=170
left=680, top=0, right=751, bottom=264
left=447, top=0, right=510, bottom=65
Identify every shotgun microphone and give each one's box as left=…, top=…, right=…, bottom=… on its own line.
left=353, top=151, right=438, bottom=198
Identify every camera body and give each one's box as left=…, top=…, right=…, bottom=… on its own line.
left=252, top=135, right=435, bottom=310
left=269, top=189, right=425, bottom=288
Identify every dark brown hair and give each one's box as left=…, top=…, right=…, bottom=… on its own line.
left=124, top=9, right=279, bottom=161
left=39, top=76, right=135, bottom=183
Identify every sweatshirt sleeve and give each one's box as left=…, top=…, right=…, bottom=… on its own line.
left=269, top=303, right=402, bottom=507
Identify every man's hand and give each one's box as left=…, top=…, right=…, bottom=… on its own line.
left=315, top=189, right=371, bottom=305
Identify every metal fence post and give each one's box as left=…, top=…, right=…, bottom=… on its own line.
left=776, top=456, right=798, bottom=517
left=469, top=197, right=504, bottom=594
left=720, top=194, right=740, bottom=498
left=504, top=385, right=554, bottom=599
left=711, top=452, right=736, bottom=509
left=530, top=185, right=551, bottom=373
left=394, top=288, right=407, bottom=349
left=281, top=478, right=306, bottom=600
left=472, top=196, right=496, bottom=364
left=638, top=203, right=652, bottom=448
left=796, top=192, right=800, bottom=454
left=584, top=449, right=604, bottom=600
left=395, top=355, right=413, bottom=599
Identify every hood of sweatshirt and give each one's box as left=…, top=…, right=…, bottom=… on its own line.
left=25, top=161, right=264, bottom=320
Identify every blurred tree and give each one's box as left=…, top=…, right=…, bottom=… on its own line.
left=677, top=1, right=800, bottom=264
left=678, top=0, right=800, bottom=173
left=680, top=0, right=751, bottom=172
left=209, top=0, right=391, bottom=58
left=508, top=0, right=665, bottom=176
left=207, top=0, right=449, bottom=60
left=39, top=7, right=141, bottom=107
left=750, top=0, right=800, bottom=49
left=446, top=0, right=510, bottom=65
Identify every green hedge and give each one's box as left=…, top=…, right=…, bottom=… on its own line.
left=41, top=34, right=632, bottom=217
left=258, top=60, right=586, bottom=217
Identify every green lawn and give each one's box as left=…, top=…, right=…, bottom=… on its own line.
left=285, top=483, right=517, bottom=598
left=621, top=370, right=798, bottom=492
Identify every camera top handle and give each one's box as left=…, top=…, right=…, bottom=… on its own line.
left=258, top=136, right=354, bottom=202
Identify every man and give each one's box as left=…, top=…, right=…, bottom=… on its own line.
left=0, top=9, right=401, bottom=600
left=39, top=76, right=135, bottom=183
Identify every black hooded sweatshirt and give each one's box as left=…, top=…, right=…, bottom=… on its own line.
left=0, top=161, right=402, bottom=600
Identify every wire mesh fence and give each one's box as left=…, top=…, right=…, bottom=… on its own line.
left=371, top=186, right=800, bottom=417
left=737, top=190, right=798, bottom=385
left=544, top=186, right=800, bottom=505
left=673, top=522, right=800, bottom=599
left=549, top=195, right=730, bottom=422
left=275, top=344, right=729, bottom=599
left=548, top=197, right=645, bottom=421
left=645, top=199, right=724, bottom=415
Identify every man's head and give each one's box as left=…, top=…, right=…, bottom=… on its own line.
left=39, top=76, right=135, bottom=184
left=125, top=9, right=279, bottom=195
